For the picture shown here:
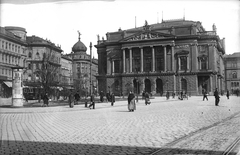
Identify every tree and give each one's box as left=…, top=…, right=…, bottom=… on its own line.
left=34, top=50, right=60, bottom=99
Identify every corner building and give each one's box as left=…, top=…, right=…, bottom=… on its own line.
left=95, top=19, right=225, bottom=96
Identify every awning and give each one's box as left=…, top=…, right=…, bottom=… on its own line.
left=3, top=81, right=12, bottom=87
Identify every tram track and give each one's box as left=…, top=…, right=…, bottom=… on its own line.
left=223, top=136, right=240, bottom=155
left=150, top=111, right=240, bottom=155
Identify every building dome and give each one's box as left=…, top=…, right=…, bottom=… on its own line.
left=72, top=32, right=87, bottom=53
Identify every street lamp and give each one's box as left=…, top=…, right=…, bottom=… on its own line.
left=135, top=68, right=139, bottom=103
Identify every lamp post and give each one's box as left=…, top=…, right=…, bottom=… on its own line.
left=135, top=68, right=139, bottom=103
left=89, top=42, right=92, bottom=96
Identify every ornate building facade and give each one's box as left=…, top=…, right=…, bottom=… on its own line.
left=224, top=52, right=240, bottom=94
left=95, top=19, right=225, bottom=96
left=66, top=33, right=98, bottom=96
left=0, top=26, right=27, bottom=98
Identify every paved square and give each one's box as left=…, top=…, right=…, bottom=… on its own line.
left=1, top=96, right=240, bottom=154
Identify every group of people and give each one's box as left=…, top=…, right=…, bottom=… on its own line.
left=203, top=88, right=231, bottom=106
left=100, top=91, right=115, bottom=106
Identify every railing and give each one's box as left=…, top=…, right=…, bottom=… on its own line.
left=197, top=31, right=216, bottom=36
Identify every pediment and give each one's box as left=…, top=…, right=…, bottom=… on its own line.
left=120, top=31, right=174, bottom=42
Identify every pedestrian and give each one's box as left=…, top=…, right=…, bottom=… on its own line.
left=128, top=91, right=136, bottom=112
left=166, top=91, right=169, bottom=100
left=214, top=88, right=220, bottom=106
left=202, top=89, right=208, bottom=101
left=172, top=92, right=175, bottom=99
left=69, top=92, right=74, bottom=108
left=226, top=89, right=230, bottom=99
left=111, top=93, right=115, bottom=106
left=100, top=91, right=104, bottom=102
left=42, top=93, right=49, bottom=107
left=89, top=94, right=95, bottom=109
left=24, top=92, right=28, bottom=103
left=74, top=91, right=80, bottom=105
left=145, top=92, right=150, bottom=105
left=142, top=91, right=145, bottom=100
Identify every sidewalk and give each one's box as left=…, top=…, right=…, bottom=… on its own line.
left=0, top=96, right=174, bottom=114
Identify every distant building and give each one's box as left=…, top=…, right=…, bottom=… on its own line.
left=25, top=35, right=63, bottom=99
left=224, top=52, right=240, bottom=95
left=60, top=54, right=72, bottom=88
left=95, top=19, right=225, bottom=96
left=66, top=33, right=98, bottom=96
left=0, top=26, right=27, bottom=98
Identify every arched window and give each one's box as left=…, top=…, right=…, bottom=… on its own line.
left=233, top=72, right=237, bottom=79
left=28, top=63, right=31, bottom=69
left=28, top=52, right=32, bottom=58
left=36, top=52, right=40, bottom=59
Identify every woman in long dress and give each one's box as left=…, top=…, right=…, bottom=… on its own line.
left=128, top=91, right=136, bottom=112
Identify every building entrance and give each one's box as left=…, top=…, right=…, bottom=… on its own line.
left=198, top=76, right=210, bottom=94
left=156, top=78, right=163, bottom=95
left=145, top=79, right=151, bottom=93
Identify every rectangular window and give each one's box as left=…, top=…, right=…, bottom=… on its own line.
left=114, top=60, right=120, bottom=73
left=5, top=42, right=8, bottom=50
left=180, top=56, right=187, bottom=70
left=2, top=41, right=4, bottom=49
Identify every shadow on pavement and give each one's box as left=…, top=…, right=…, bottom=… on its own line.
left=0, top=140, right=235, bottom=155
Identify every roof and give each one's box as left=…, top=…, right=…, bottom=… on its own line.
left=27, top=35, right=62, bottom=52
left=72, top=38, right=87, bottom=53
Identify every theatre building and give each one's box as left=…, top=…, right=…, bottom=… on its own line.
left=95, top=19, right=225, bottom=96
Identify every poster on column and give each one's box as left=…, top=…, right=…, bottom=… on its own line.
left=12, top=69, right=23, bottom=99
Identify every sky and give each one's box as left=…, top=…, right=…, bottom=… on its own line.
left=0, top=0, right=239, bottom=57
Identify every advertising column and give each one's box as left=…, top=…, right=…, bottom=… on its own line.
left=12, top=67, right=24, bottom=107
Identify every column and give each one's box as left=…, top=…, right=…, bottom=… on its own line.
left=171, top=46, right=175, bottom=71
left=178, top=57, right=181, bottom=71
left=210, top=75, right=213, bottom=94
left=173, top=75, right=176, bottom=93
left=152, top=46, right=155, bottom=72
left=187, top=56, right=189, bottom=70
left=164, top=46, right=167, bottom=72
left=129, top=48, right=132, bottom=73
left=140, top=47, right=143, bottom=72
left=112, top=60, right=115, bottom=74
left=123, top=49, right=126, bottom=73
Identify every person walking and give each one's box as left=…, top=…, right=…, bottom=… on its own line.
left=128, top=91, right=136, bottom=112
left=69, top=92, right=74, bottom=108
left=89, top=94, right=95, bottom=109
left=226, top=89, right=230, bottom=99
left=100, top=91, right=104, bottom=102
left=166, top=91, right=170, bottom=100
left=74, top=91, right=80, bottom=105
left=42, top=93, right=49, bottom=107
left=145, top=92, right=150, bottom=105
left=203, top=89, right=208, bottom=101
left=111, top=93, right=115, bottom=106
left=214, top=88, right=220, bottom=106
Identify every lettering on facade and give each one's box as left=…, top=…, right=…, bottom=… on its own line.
left=126, top=32, right=165, bottom=41
left=175, top=45, right=189, bottom=49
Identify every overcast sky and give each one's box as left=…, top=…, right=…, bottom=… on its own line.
left=0, top=0, right=239, bottom=57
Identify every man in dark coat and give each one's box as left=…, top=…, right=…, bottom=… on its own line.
left=226, top=89, right=230, bottom=99
left=111, top=93, right=115, bottom=106
left=100, top=91, right=104, bottom=102
left=42, top=93, right=49, bottom=107
left=214, top=88, right=220, bottom=106
left=74, top=92, right=80, bottom=104
left=89, top=94, right=95, bottom=109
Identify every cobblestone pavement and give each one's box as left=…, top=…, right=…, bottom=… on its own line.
left=0, top=96, right=240, bottom=155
